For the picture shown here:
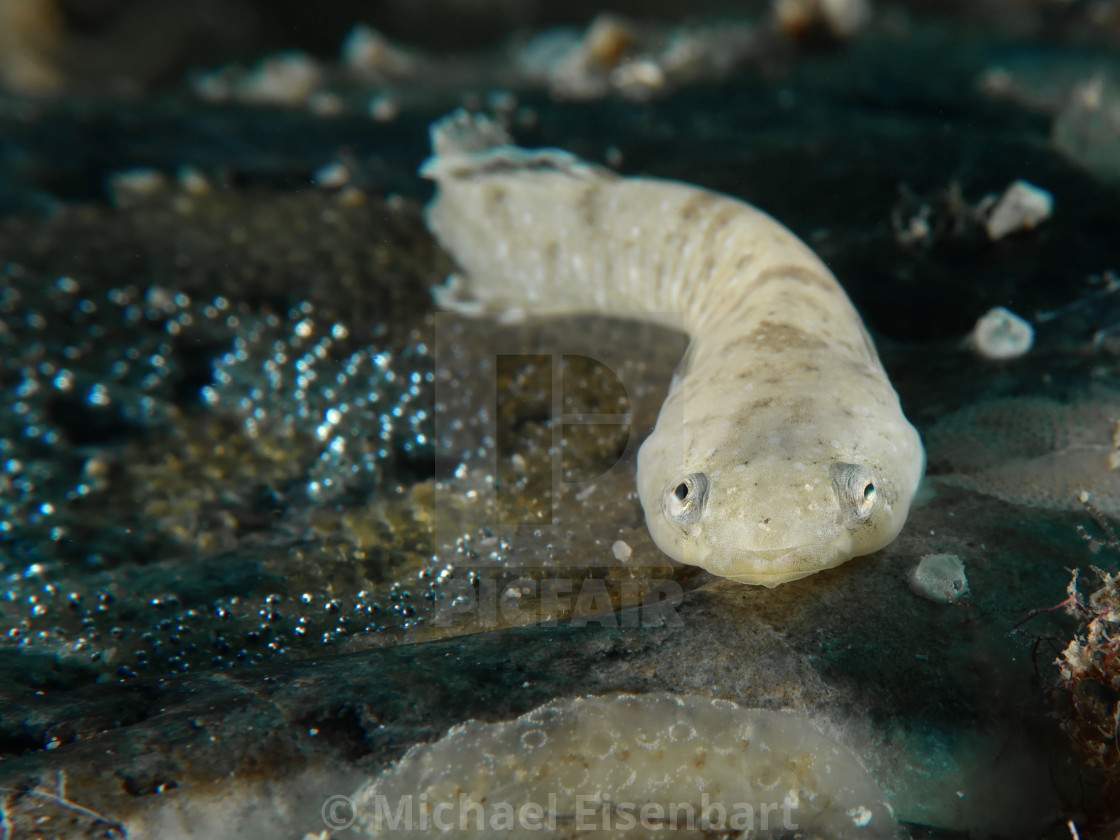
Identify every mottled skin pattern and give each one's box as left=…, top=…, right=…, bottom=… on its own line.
left=422, top=112, right=924, bottom=586
left=353, top=692, right=899, bottom=839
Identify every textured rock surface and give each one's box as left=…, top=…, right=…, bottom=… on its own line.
left=353, top=692, right=900, bottom=839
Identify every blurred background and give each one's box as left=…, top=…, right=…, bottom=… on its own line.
left=3, top=0, right=1119, bottom=97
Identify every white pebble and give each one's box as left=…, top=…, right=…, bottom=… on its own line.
left=775, top=0, right=872, bottom=39
left=235, top=52, right=322, bottom=106
left=368, top=94, right=400, bottom=123
left=340, top=24, right=415, bottom=76
left=312, top=162, right=350, bottom=189
left=176, top=166, right=210, bottom=196
left=611, top=59, right=666, bottom=100
left=341, top=24, right=387, bottom=70
left=985, top=179, right=1053, bottom=240
left=107, top=168, right=167, bottom=208
left=910, top=553, right=969, bottom=603
left=611, top=539, right=633, bottom=562
left=308, top=91, right=344, bottom=118
left=821, top=0, right=873, bottom=37
left=971, top=306, right=1033, bottom=360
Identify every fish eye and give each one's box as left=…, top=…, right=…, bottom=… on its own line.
left=831, top=462, right=877, bottom=521
left=665, top=473, right=710, bottom=528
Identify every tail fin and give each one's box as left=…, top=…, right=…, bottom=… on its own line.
left=418, top=110, right=636, bottom=321
left=428, top=109, right=511, bottom=157
left=419, top=109, right=591, bottom=183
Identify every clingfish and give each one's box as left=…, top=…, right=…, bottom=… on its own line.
left=421, top=112, right=924, bottom=587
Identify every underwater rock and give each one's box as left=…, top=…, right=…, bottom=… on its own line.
left=340, top=24, right=421, bottom=80
left=106, top=167, right=170, bottom=207
left=1053, top=74, right=1120, bottom=183
left=196, top=51, right=324, bottom=107
left=0, top=570, right=1079, bottom=838
left=984, top=179, right=1053, bottom=240
left=519, top=15, right=758, bottom=103
left=0, top=185, right=441, bottom=344
left=909, top=553, right=969, bottom=603
left=547, top=14, right=639, bottom=100
left=773, top=0, right=873, bottom=41
left=352, top=692, right=899, bottom=839
left=970, top=305, right=1034, bottom=360
left=0, top=183, right=704, bottom=684
left=201, top=308, right=434, bottom=502
left=0, top=0, right=62, bottom=95
left=925, top=394, right=1120, bottom=515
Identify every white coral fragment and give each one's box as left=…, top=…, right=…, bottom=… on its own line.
left=971, top=306, right=1034, bottom=360
left=106, top=168, right=168, bottom=208
left=910, top=553, right=969, bottom=603
left=611, top=539, right=633, bottom=562
left=985, top=180, right=1053, bottom=240
left=0, top=0, right=62, bottom=94
left=238, top=52, right=322, bottom=106
left=525, top=14, right=757, bottom=103
left=774, top=0, right=873, bottom=39
left=340, top=24, right=418, bottom=78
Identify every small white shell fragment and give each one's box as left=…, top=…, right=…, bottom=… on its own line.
left=1109, top=424, right=1120, bottom=470
left=971, top=306, right=1034, bottom=360
left=820, top=0, right=873, bottom=37
left=192, top=69, right=233, bottom=103
left=549, top=14, right=636, bottom=100
left=611, top=539, right=633, bottom=562
left=235, top=51, right=322, bottom=106
left=341, top=24, right=386, bottom=70
left=774, top=0, right=872, bottom=39
left=176, top=165, right=211, bottom=196
left=311, top=162, right=350, bottom=189
left=308, top=91, right=344, bottom=118
left=369, top=94, right=401, bottom=123
left=848, top=805, right=874, bottom=827
left=610, top=59, right=666, bottom=100
left=107, top=168, right=167, bottom=208
left=340, top=24, right=416, bottom=76
left=910, top=553, right=969, bottom=603
left=486, top=90, right=519, bottom=114
left=985, top=179, right=1053, bottom=240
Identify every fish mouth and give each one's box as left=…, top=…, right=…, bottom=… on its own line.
left=717, top=535, right=850, bottom=586
left=741, top=546, right=801, bottom=564
left=719, top=547, right=836, bottom=587
left=688, top=525, right=851, bottom=587
left=735, top=546, right=821, bottom=579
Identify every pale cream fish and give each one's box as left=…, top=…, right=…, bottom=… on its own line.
left=421, top=111, right=924, bottom=587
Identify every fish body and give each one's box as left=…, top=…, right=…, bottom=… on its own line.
left=422, top=112, right=924, bottom=586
